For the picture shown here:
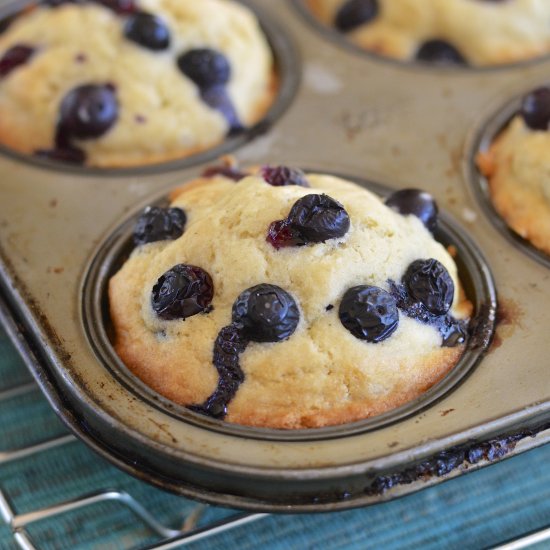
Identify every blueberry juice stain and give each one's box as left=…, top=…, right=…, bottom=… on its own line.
left=190, top=284, right=299, bottom=420
left=189, top=323, right=248, bottom=419
left=388, top=279, right=467, bottom=347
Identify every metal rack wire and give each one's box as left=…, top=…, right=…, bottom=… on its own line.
left=0, top=378, right=269, bottom=549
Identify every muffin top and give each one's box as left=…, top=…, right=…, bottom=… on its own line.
left=307, top=0, right=550, bottom=66
left=0, top=0, right=274, bottom=167
left=109, top=167, right=470, bottom=429
left=477, top=87, right=550, bottom=256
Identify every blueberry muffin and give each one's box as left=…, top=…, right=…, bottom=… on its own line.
left=109, top=164, right=471, bottom=429
left=477, top=87, right=550, bottom=256
left=307, top=0, right=550, bottom=66
left=0, top=0, right=274, bottom=167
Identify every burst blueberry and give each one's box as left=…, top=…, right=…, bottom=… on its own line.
left=520, top=87, right=550, bottom=131
left=261, top=166, right=310, bottom=187
left=0, top=45, right=34, bottom=78
left=339, top=286, right=399, bottom=343
left=416, top=40, right=466, bottom=65
left=151, top=264, right=213, bottom=320
left=334, top=0, right=379, bottom=32
left=404, top=259, right=454, bottom=315
left=124, top=11, right=170, bottom=51
left=232, top=284, right=299, bottom=342
left=200, top=85, right=242, bottom=134
left=267, top=194, right=350, bottom=249
left=177, top=48, right=231, bottom=88
left=133, top=206, right=186, bottom=246
left=58, top=84, right=118, bottom=140
left=385, top=188, right=438, bottom=232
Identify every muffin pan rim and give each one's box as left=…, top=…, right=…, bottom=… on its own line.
left=1, top=289, right=548, bottom=511
left=0, top=0, right=302, bottom=176
left=81, top=173, right=498, bottom=442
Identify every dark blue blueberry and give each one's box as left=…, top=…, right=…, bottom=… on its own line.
left=520, top=87, right=550, bottom=131
left=0, top=45, right=34, bottom=78
left=177, top=48, right=230, bottom=88
left=385, top=188, right=438, bottom=232
left=404, top=259, right=454, bottom=315
left=339, top=285, right=399, bottom=342
left=232, top=284, right=299, bottom=342
left=267, top=194, right=350, bottom=249
left=334, top=0, right=378, bottom=32
left=34, top=146, right=85, bottom=164
left=124, top=11, right=170, bottom=51
left=133, top=206, right=186, bottom=245
left=416, top=40, right=466, bottom=65
left=151, top=264, right=214, bottom=320
left=261, top=166, right=310, bottom=187
left=58, top=84, right=118, bottom=140
left=200, top=85, right=242, bottom=134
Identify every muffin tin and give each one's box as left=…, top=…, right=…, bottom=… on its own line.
left=0, top=0, right=549, bottom=511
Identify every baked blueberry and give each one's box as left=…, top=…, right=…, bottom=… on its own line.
left=58, top=84, right=118, bottom=140
left=202, top=163, right=247, bottom=181
left=124, top=12, right=170, bottom=51
left=95, top=0, right=136, bottom=14
left=416, top=40, right=466, bottom=65
left=385, top=188, right=438, bottom=232
left=232, top=283, right=299, bottom=342
left=520, top=87, right=550, bottom=131
left=334, top=0, right=378, bottom=33
left=339, top=285, right=399, bottom=343
left=199, top=85, right=242, bottom=134
left=404, top=259, right=454, bottom=315
left=267, top=194, right=350, bottom=249
left=133, top=206, right=186, bottom=245
left=0, top=45, right=34, bottom=78
left=261, top=166, right=310, bottom=187
left=152, top=264, right=214, bottom=320
left=177, top=48, right=231, bottom=88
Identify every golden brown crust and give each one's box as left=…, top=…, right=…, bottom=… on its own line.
left=477, top=117, right=550, bottom=256
left=109, top=172, right=471, bottom=429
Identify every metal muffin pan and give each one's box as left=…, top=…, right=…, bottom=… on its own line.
left=0, top=0, right=549, bottom=511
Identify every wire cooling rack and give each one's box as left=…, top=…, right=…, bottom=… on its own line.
left=1, top=323, right=549, bottom=549
left=0, top=385, right=268, bottom=549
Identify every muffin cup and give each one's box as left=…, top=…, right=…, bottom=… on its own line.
left=468, top=90, right=550, bottom=270
left=82, top=175, right=497, bottom=442
left=0, top=0, right=300, bottom=174
left=293, top=0, right=550, bottom=71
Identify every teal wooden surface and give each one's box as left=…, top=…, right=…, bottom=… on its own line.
left=0, top=328, right=548, bottom=550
